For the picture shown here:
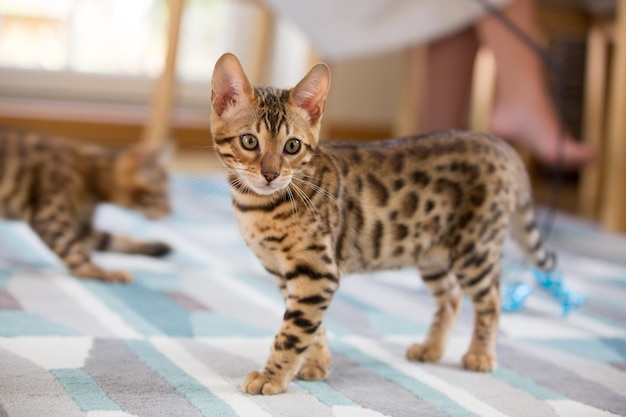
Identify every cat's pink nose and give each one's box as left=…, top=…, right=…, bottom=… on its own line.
left=262, top=170, right=279, bottom=183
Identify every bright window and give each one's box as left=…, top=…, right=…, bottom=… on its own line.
left=0, top=0, right=311, bottom=112
left=0, top=0, right=228, bottom=81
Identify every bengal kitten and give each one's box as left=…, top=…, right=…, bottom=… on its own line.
left=0, top=126, right=171, bottom=282
left=210, top=53, right=556, bottom=395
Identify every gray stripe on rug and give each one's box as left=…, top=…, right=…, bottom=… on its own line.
left=499, top=343, right=626, bottom=416
left=0, top=347, right=83, bottom=417
left=84, top=338, right=205, bottom=417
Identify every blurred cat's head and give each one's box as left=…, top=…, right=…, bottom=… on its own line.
left=210, top=53, right=330, bottom=196
left=112, top=145, right=172, bottom=219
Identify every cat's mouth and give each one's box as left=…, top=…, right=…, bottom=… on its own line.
left=245, top=174, right=291, bottom=196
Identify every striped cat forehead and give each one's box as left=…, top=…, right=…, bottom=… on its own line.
left=254, top=86, right=293, bottom=136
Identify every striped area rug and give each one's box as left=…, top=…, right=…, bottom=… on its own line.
left=1, top=173, right=625, bottom=417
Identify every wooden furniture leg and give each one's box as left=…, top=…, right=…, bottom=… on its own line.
left=141, top=0, right=185, bottom=147
left=601, top=0, right=626, bottom=232
left=579, top=22, right=609, bottom=220
left=468, top=46, right=496, bottom=132
left=393, top=45, right=427, bottom=137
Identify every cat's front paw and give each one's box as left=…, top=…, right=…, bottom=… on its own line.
left=73, top=264, right=133, bottom=283
left=406, top=342, right=444, bottom=363
left=104, top=270, right=133, bottom=283
left=462, top=351, right=497, bottom=372
left=242, top=371, right=287, bottom=395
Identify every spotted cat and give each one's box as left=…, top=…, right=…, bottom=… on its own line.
left=210, top=53, right=555, bottom=395
left=0, top=126, right=171, bottom=282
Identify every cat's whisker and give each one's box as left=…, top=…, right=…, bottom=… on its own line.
left=225, top=172, right=249, bottom=195
left=232, top=181, right=250, bottom=196
left=292, top=176, right=336, bottom=204
left=284, top=187, right=298, bottom=217
left=293, top=173, right=335, bottom=199
left=289, top=182, right=318, bottom=220
left=292, top=180, right=333, bottom=208
left=288, top=184, right=311, bottom=218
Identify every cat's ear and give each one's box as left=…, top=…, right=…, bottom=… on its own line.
left=291, top=63, right=331, bottom=124
left=131, top=142, right=174, bottom=167
left=118, top=143, right=173, bottom=185
left=211, top=53, right=254, bottom=116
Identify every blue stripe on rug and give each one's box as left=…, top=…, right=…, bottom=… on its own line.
left=0, top=222, right=59, bottom=268
left=0, top=311, right=77, bottom=337
left=533, top=338, right=626, bottom=362
left=108, top=284, right=193, bottom=337
left=81, top=281, right=164, bottom=337
left=297, top=380, right=357, bottom=407
left=191, top=312, right=273, bottom=337
left=0, top=269, right=11, bottom=288
left=52, top=368, right=120, bottom=412
left=126, top=339, right=237, bottom=417
left=492, top=367, right=565, bottom=400
left=600, top=338, right=626, bottom=361
left=131, top=270, right=181, bottom=292
left=607, top=278, right=626, bottom=291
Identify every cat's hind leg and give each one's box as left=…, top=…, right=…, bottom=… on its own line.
left=456, top=244, right=506, bottom=372
left=39, top=232, right=131, bottom=282
left=296, top=323, right=332, bottom=381
left=455, top=252, right=502, bottom=372
left=90, top=230, right=171, bottom=257
left=30, top=211, right=132, bottom=282
left=407, top=268, right=463, bottom=363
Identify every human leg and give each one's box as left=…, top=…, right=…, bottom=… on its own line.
left=475, top=0, right=594, bottom=168
left=421, top=27, right=479, bottom=132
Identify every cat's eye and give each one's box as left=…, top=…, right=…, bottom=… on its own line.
left=240, top=134, right=258, bottom=151
left=284, top=138, right=301, bottom=155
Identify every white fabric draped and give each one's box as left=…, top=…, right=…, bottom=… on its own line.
left=260, top=0, right=511, bottom=60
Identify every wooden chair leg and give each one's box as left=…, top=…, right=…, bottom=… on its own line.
left=601, top=0, right=626, bottom=232
left=393, top=45, right=427, bottom=137
left=468, top=46, right=496, bottom=133
left=248, top=2, right=275, bottom=86
left=579, top=23, right=609, bottom=220
left=141, top=0, right=185, bottom=147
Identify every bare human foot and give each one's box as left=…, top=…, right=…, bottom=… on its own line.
left=490, top=102, right=595, bottom=170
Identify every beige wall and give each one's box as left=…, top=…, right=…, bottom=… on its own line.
left=323, top=50, right=408, bottom=138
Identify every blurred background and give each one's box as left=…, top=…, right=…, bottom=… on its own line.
left=0, top=0, right=276, bottom=143
left=0, top=0, right=624, bottom=231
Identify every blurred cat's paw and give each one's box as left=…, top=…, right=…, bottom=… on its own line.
left=406, top=342, right=444, bottom=363
left=297, top=363, right=330, bottom=381
left=462, top=351, right=497, bottom=372
left=242, top=371, right=287, bottom=395
left=73, top=264, right=133, bottom=283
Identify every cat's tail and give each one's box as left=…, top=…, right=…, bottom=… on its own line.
left=510, top=178, right=557, bottom=272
